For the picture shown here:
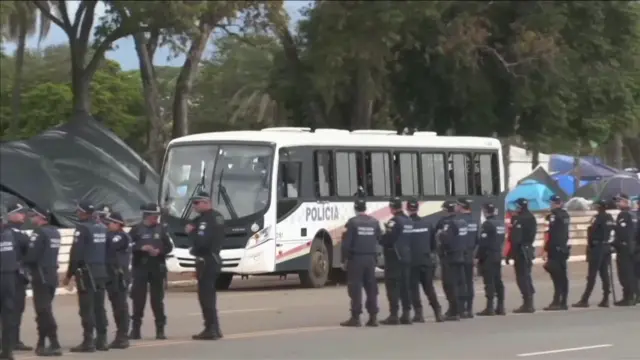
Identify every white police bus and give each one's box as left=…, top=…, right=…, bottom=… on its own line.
left=160, top=127, right=505, bottom=289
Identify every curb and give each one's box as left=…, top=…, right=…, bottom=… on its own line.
left=31, top=254, right=598, bottom=298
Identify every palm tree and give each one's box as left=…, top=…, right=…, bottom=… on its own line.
left=2, top=1, right=51, bottom=136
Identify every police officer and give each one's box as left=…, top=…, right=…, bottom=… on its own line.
left=129, top=203, right=173, bottom=340
left=23, top=208, right=63, bottom=356
left=476, top=202, right=506, bottom=316
left=573, top=199, right=613, bottom=308
left=542, top=195, right=571, bottom=311
left=380, top=198, right=412, bottom=325
left=508, top=198, right=537, bottom=313
left=434, top=201, right=467, bottom=321
left=633, top=198, right=640, bottom=304
left=611, top=194, right=638, bottom=306
left=340, top=198, right=381, bottom=327
left=104, top=212, right=131, bottom=349
left=186, top=192, right=225, bottom=340
left=0, top=213, right=19, bottom=360
left=3, top=203, right=32, bottom=352
left=456, top=198, right=477, bottom=318
left=62, top=201, right=109, bottom=352
left=406, top=198, right=443, bottom=323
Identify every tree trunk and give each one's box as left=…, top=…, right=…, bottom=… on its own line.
left=9, top=24, right=28, bottom=136
left=171, top=23, right=212, bottom=139
left=613, top=132, right=623, bottom=169
left=134, top=33, right=163, bottom=170
left=353, top=61, right=373, bottom=129
left=531, top=145, right=540, bottom=169
left=501, top=138, right=511, bottom=190
left=68, top=42, right=92, bottom=117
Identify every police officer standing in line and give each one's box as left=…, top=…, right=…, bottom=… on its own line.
left=434, top=201, right=467, bottom=321
left=541, top=195, right=571, bottom=311
left=633, top=198, right=640, bottom=304
left=573, top=199, right=614, bottom=308
left=23, top=208, right=63, bottom=356
left=380, top=198, right=412, bottom=325
left=611, top=194, right=638, bottom=306
left=186, top=192, right=225, bottom=340
left=129, top=204, right=173, bottom=340
left=340, top=198, right=381, bottom=327
left=476, top=203, right=506, bottom=316
left=104, top=212, right=131, bottom=349
left=508, top=198, right=537, bottom=313
left=3, top=203, right=32, bottom=352
left=406, top=198, right=443, bottom=323
left=62, top=201, right=109, bottom=352
left=1, top=214, right=19, bottom=360
left=456, top=198, right=477, bottom=318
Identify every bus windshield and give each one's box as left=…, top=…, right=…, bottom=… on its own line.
left=160, top=144, right=273, bottom=221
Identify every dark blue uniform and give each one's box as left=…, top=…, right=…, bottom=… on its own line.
left=129, top=221, right=173, bottom=338
left=67, top=217, right=109, bottom=352
left=612, top=209, right=637, bottom=306
left=574, top=205, right=613, bottom=307
left=543, top=206, right=571, bottom=310
left=476, top=214, right=506, bottom=316
left=435, top=213, right=467, bottom=320
left=407, top=214, right=442, bottom=322
left=190, top=206, right=225, bottom=339
left=635, top=206, right=640, bottom=304
left=23, top=220, right=62, bottom=354
left=0, top=227, right=19, bottom=359
left=458, top=211, right=478, bottom=317
left=4, top=223, right=30, bottom=351
left=381, top=211, right=413, bottom=324
left=105, top=213, right=131, bottom=348
left=341, top=212, right=381, bottom=326
left=509, top=200, right=537, bottom=313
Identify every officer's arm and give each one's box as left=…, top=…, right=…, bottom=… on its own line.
left=511, top=218, right=522, bottom=246
left=380, top=220, right=395, bottom=247
left=128, top=225, right=145, bottom=253
left=159, top=225, right=174, bottom=255
left=341, top=220, right=355, bottom=261
left=23, top=228, right=45, bottom=265
left=65, top=226, right=87, bottom=280
left=429, top=224, right=437, bottom=250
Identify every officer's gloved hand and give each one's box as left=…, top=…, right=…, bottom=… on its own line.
left=504, top=257, right=511, bottom=265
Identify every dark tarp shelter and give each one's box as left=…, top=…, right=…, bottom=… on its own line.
left=574, top=174, right=640, bottom=201
left=549, top=154, right=622, bottom=180
left=517, top=165, right=569, bottom=201
left=0, top=116, right=160, bottom=227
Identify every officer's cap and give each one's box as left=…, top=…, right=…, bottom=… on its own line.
left=96, top=204, right=112, bottom=215
left=614, top=193, right=629, bottom=201
left=515, top=198, right=528, bottom=207
left=29, top=207, right=51, bottom=220
left=457, top=198, right=472, bottom=209
left=7, top=202, right=28, bottom=215
left=441, top=200, right=456, bottom=212
left=104, top=211, right=125, bottom=226
left=389, top=197, right=402, bottom=210
left=483, top=202, right=496, bottom=213
left=354, top=199, right=366, bottom=212
left=549, top=194, right=562, bottom=203
left=406, top=197, right=419, bottom=212
left=140, top=203, right=161, bottom=215
left=76, top=200, right=95, bottom=214
left=191, top=191, right=211, bottom=202
left=594, top=199, right=608, bottom=208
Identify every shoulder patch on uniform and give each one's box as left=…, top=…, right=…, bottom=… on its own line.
left=74, top=230, right=80, bottom=237
left=481, top=233, right=487, bottom=238
left=30, top=234, right=37, bottom=242
left=215, top=215, right=224, bottom=225
left=154, top=233, right=160, bottom=239
left=113, top=235, right=121, bottom=243
left=385, top=220, right=395, bottom=229
left=199, top=222, right=207, bottom=230
left=549, top=215, right=555, bottom=223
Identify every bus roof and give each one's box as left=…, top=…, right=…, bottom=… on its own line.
left=168, top=128, right=502, bottom=150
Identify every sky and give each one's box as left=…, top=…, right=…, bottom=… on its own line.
left=3, top=0, right=311, bottom=70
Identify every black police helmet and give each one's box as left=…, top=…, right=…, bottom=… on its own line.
left=354, top=199, right=366, bottom=212
left=514, top=198, right=528, bottom=209
left=614, top=193, right=630, bottom=201
left=191, top=191, right=211, bottom=201
left=105, top=211, right=125, bottom=226
left=29, top=207, right=51, bottom=221
left=483, top=202, right=496, bottom=213
left=442, top=200, right=456, bottom=213
left=406, top=197, right=419, bottom=212
left=7, top=202, right=27, bottom=215
left=389, top=197, right=402, bottom=211
left=457, top=198, right=472, bottom=210
left=140, top=203, right=161, bottom=215
left=594, top=199, right=608, bottom=209
left=549, top=194, right=562, bottom=204
left=76, top=201, right=95, bottom=214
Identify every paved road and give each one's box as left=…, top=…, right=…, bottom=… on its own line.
left=14, top=263, right=639, bottom=360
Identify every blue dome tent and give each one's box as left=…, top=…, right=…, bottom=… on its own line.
left=506, top=180, right=557, bottom=211
left=551, top=173, right=589, bottom=196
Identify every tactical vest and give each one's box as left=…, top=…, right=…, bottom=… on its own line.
left=0, top=228, right=19, bottom=272
left=38, top=225, right=61, bottom=269
left=81, top=220, right=107, bottom=265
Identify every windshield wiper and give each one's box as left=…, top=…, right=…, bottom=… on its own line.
left=180, top=165, right=207, bottom=221
left=216, top=168, right=238, bottom=219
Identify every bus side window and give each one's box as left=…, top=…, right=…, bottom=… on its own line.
left=477, top=153, right=496, bottom=195
left=314, top=151, right=334, bottom=197
left=278, top=162, right=301, bottom=199
left=449, top=153, right=471, bottom=196
left=421, top=153, right=447, bottom=196
left=395, top=152, right=420, bottom=196
left=335, top=151, right=359, bottom=197
left=365, top=151, right=392, bottom=197
left=490, top=153, right=501, bottom=194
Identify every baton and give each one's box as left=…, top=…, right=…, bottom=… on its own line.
left=608, top=248, right=617, bottom=303
left=75, top=268, right=87, bottom=292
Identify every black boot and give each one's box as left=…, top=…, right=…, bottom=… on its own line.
left=495, top=298, right=506, bottom=315
left=399, top=312, right=412, bottom=325
left=412, top=310, right=425, bottom=323
left=380, top=314, right=400, bottom=325
left=13, top=341, right=32, bottom=352
left=34, top=336, right=46, bottom=355
left=477, top=298, right=494, bottom=316
left=433, top=307, right=444, bottom=323
left=45, top=334, right=63, bottom=356
left=192, top=327, right=219, bottom=340
left=597, top=296, right=609, bottom=308
left=572, top=297, right=589, bottom=308
left=95, top=334, right=109, bottom=351
left=69, top=337, right=96, bottom=353
left=365, top=314, right=378, bottom=327
left=0, top=351, right=14, bottom=360
left=108, top=336, right=130, bottom=350
left=155, top=325, right=167, bottom=340
left=339, top=316, right=361, bottom=327
left=129, top=325, right=141, bottom=340
left=513, top=297, right=535, bottom=314
left=465, top=300, right=475, bottom=319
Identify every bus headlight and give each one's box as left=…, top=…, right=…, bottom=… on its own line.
left=247, top=225, right=272, bottom=249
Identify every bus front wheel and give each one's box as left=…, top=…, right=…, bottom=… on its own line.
left=299, top=239, right=330, bottom=288
left=216, top=273, right=233, bottom=290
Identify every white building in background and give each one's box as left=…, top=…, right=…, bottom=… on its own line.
left=508, top=146, right=550, bottom=189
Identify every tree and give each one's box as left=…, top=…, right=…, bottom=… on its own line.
left=2, top=1, right=51, bottom=134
